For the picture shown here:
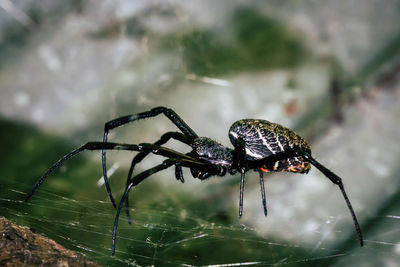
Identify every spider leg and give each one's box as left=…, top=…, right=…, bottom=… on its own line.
left=112, top=157, right=221, bottom=256
left=114, top=162, right=174, bottom=255
left=248, top=150, right=363, bottom=246
left=102, top=107, right=198, bottom=208
left=259, top=171, right=268, bottom=216
left=174, top=162, right=184, bottom=183
left=123, top=162, right=185, bottom=224
left=124, top=162, right=185, bottom=225
left=297, top=151, right=364, bottom=247
left=123, top=132, right=189, bottom=223
left=239, top=170, right=246, bottom=217
left=233, top=138, right=248, bottom=217
left=25, top=142, right=196, bottom=202
left=127, top=132, right=190, bottom=178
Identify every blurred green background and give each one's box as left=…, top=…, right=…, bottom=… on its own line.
left=1, top=1, right=400, bottom=266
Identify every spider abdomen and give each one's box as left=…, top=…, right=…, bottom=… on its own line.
left=229, top=119, right=311, bottom=173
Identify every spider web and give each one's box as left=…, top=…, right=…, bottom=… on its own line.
left=0, top=177, right=352, bottom=266
left=3, top=81, right=400, bottom=265
left=2, top=144, right=399, bottom=267
left=1, top=109, right=400, bottom=266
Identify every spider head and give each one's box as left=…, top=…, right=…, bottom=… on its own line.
left=189, top=137, right=233, bottom=179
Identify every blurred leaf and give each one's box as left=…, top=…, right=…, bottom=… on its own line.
left=161, top=7, right=306, bottom=76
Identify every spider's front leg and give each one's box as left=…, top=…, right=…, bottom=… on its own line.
left=126, top=132, right=190, bottom=182
left=25, top=142, right=196, bottom=202
left=102, top=107, right=198, bottom=208
left=123, top=132, right=189, bottom=223
left=112, top=157, right=222, bottom=256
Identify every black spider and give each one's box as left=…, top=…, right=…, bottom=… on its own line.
left=25, top=106, right=363, bottom=255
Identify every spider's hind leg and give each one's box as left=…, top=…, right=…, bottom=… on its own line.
left=258, top=171, right=268, bottom=216
left=296, top=151, right=364, bottom=247
left=251, top=149, right=364, bottom=247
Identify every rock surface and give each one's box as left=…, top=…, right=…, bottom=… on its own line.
left=0, top=217, right=101, bottom=267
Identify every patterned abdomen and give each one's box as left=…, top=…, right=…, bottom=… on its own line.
left=228, top=119, right=311, bottom=173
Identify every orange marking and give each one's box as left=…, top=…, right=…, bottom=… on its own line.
left=260, top=168, right=271, bottom=173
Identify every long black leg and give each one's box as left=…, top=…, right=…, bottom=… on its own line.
left=112, top=157, right=222, bottom=255
left=249, top=150, right=363, bottom=246
left=239, top=169, right=246, bottom=217
left=123, top=132, right=189, bottom=223
left=259, top=171, right=268, bottom=216
left=123, top=161, right=185, bottom=224
left=25, top=142, right=198, bottom=202
left=175, top=163, right=184, bottom=183
left=127, top=132, right=190, bottom=178
left=102, top=107, right=198, bottom=207
left=234, top=138, right=248, bottom=217
left=298, top=152, right=363, bottom=247
left=113, top=162, right=174, bottom=255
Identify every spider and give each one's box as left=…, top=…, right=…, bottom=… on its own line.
left=25, top=106, right=363, bottom=255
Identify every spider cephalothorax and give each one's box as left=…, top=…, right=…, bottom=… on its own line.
left=25, top=106, right=363, bottom=255
left=190, top=137, right=234, bottom=168
left=189, top=137, right=234, bottom=179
